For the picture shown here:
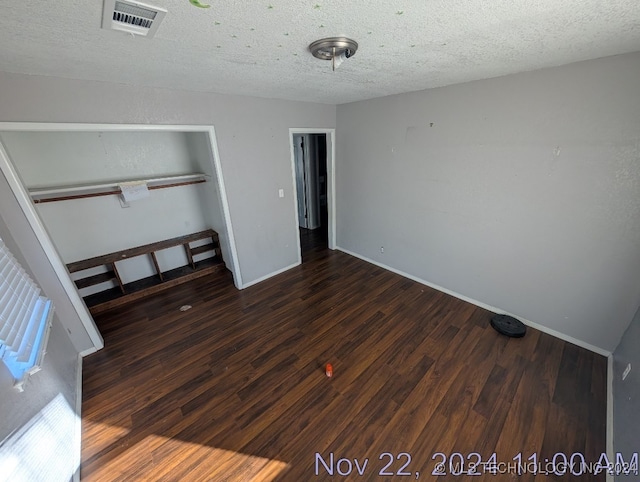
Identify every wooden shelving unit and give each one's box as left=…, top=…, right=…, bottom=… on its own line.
left=29, top=173, right=207, bottom=203
left=67, top=229, right=226, bottom=315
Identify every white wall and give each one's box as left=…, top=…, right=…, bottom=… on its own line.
left=336, top=52, right=640, bottom=353
left=0, top=72, right=336, bottom=286
left=0, top=131, right=223, bottom=290
left=37, top=185, right=214, bottom=284
left=0, top=131, right=199, bottom=188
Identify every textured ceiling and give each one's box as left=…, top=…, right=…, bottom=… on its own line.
left=0, top=0, right=639, bottom=104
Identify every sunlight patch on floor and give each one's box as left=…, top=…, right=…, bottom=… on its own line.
left=81, top=418, right=131, bottom=460
left=82, top=429, right=290, bottom=481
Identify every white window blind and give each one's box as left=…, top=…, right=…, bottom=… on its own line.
left=0, top=237, right=53, bottom=390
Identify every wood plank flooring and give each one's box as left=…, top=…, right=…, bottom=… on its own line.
left=81, top=240, right=606, bottom=481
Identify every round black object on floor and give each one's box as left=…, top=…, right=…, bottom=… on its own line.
left=491, top=314, right=526, bottom=338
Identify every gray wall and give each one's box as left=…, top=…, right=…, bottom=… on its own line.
left=0, top=72, right=336, bottom=286
left=0, top=210, right=79, bottom=479
left=336, top=52, right=640, bottom=352
left=613, top=305, right=640, bottom=471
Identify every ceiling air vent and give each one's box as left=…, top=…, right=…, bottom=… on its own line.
left=102, top=0, right=167, bottom=38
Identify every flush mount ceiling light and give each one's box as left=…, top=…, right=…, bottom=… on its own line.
left=309, top=37, right=358, bottom=71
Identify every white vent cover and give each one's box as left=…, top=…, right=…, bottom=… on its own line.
left=102, top=0, right=167, bottom=38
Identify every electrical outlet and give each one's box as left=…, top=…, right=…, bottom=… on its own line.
left=622, top=363, right=632, bottom=381
left=380, top=246, right=384, bottom=253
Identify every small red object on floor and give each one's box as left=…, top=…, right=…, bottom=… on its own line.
left=325, top=363, right=333, bottom=378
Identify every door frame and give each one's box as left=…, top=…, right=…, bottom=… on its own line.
left=288, top=128, right=336, bottom=261
left=0, top=122, right=242, bottom=354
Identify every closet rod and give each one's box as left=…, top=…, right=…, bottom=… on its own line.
left=30, top=173, right=207, bottom=204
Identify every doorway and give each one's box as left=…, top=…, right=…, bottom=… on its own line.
left=292, top=132, right=329, bottom=261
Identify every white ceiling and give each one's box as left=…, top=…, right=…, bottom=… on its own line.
left=0, top=0, right=639, bottom=104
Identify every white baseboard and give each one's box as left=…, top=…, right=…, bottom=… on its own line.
left=336, top=247, right=611, bottom=357
left=72, top=354, right=83, bottom=482
left=79, top=346, right=97, bottom=357
left=606, top=354, right=614, bottom=482
left=241, top=262, right=301, bottom=289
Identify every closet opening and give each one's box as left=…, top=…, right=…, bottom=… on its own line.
left=0, top=124, right=240, bottom=336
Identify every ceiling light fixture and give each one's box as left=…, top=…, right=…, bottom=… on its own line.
left=309, top=37, right=358, bottom=71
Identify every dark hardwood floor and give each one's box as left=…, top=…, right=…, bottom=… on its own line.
left=81, top=246, right=607, bottom=481
left=299, top=226, right=328, bottom=262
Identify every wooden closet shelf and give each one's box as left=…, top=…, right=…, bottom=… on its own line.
left=67, top=229, right=219, bottom=272
left=83, top=258, right=225, bottom=315
left=74, top=270, right=117, bottom=290
left=67, top=228, right=227, bottom=315
left=190, top=243, right=215, bottom=256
